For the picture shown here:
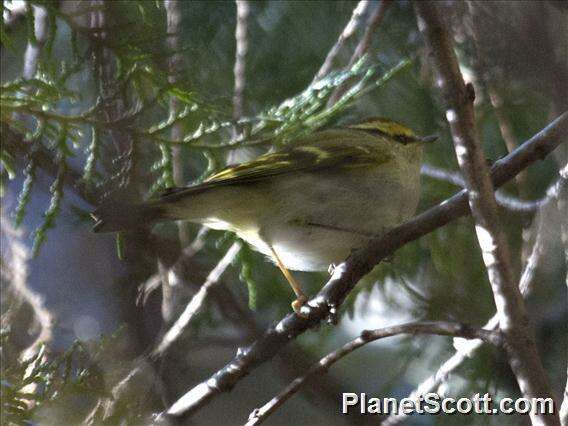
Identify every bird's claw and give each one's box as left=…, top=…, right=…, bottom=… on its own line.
left=326, top=302, right=338, bottom=325
left=292, top=295, right=309, bottom=318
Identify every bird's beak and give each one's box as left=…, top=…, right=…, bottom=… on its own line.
left=420, top=134, right=438, bottom=144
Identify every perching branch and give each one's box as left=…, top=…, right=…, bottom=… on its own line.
left=245, top=321, right=500, bottom=426
left=163, top=111, right=568, bottom=420
left=414, top=2, right=559, bottom=424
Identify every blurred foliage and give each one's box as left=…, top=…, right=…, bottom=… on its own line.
left=1, top=1, right=566, bottom=425
left=0, top=326, right=151, bottom=425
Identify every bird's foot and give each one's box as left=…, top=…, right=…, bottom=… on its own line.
left=292, top=295, right=308, bottom=317
left=328, top=263, right=337, bottom=275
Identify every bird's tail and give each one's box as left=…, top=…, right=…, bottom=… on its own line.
left=91, top=200, right=173, bottom=233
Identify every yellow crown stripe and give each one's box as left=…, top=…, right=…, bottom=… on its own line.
left=348, top=117, right=417, bottom=139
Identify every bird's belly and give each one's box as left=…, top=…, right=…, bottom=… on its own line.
left=265, top=225, right=373, bottom=271
left=257, top=169, right=420, bottom=272
left=201, top=165, right=420, bottom=272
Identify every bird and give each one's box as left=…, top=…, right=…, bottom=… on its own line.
left=91, top=117, right=436, bottom=313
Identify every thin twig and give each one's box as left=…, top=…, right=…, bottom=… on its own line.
left=101, top=240, right=243, bottom=423
left=245, top=321, right=500, bottom=425
left=162, top=112, right=568, bottom=421
left=421, top=164, right=542, bottom=213
left=414, top=2, right=558, bottom=424
left=487, top=86, right=528, bottom=186
left=151, top=242, right=242, bottom=357
left=313, top=0, right=371, bottom=81
left=181, top=226, right=209, bottom=257
left=348, top=0, right=392, bottom=68
left=327, top=0, right=392, bottom=106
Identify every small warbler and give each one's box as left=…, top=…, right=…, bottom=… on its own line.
left=92, top=117, right=436, bottom=312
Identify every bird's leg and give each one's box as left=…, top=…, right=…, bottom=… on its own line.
left=268, top=245, right=307, bottom=314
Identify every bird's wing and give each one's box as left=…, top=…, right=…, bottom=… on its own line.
left=159, top=141, right=392, bottom=201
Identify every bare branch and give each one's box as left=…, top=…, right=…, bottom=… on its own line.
left=100, top=240, right=243, bottom=422
left=467, top=1, right=528, bottom=193
left=245, top=321, right=499, bottom=426
left=421, top=164, right=542, bottom=213
left=384, top=176, right=566, bottom=425
left=327, top=0, right=391, bottom=106
left=414, top=2, right=559, bottom=424
left=151, top=242, right=242, bottom=357
left=347, top=0, right=392, bottom=69
left=313, top=0, right=371, bottom=81
left=233, top=0, right=250, bottom=121
left=163, top=112, right=568, bottom=421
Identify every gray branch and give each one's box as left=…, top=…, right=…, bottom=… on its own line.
left=327, top=0, right=392, bottom=106
left=347, top=0, right=392, bottom=68
left=421, top=164, right=543, bottom=213
left=313, top=0, right=371, bottom=81
left=152, top=242, right=242, bottom=357
left=245, top=321, right=500, bottom=426
left=414, top=2, right=559, bottom=424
